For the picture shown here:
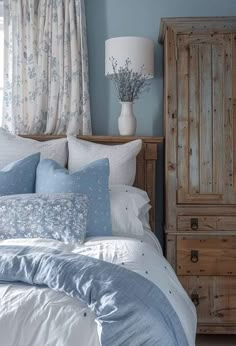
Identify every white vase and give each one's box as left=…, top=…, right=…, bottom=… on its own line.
left=118, top=102, right=136, bottom=136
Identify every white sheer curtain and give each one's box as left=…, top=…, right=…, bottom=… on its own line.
left=0, top=1, right=3, bottom=126
left=2, top=0, right=91, bottom=135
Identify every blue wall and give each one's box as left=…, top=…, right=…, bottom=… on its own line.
left=85, top=0, right=236, bottom=136
left=85, top=0, right=236, bottom=245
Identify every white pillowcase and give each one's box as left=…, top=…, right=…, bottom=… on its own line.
left=68, top=136, right=142, bottom=185
left=110, top=185, right=151, bottom=237
left=0, top=128, right=68, bottom=168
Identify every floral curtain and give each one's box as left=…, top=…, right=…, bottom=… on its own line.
left=2, top=0, right=92, bottom=135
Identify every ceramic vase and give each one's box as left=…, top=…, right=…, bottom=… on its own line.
left=118, top=102, right=136, bottom=136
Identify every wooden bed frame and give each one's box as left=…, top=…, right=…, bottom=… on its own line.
left=22, top=135, right=164, bottom=231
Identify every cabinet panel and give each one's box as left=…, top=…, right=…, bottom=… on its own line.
left=177, top=34, right=235, bottom=204
left=177, top=236, right=236, bottom=275
left=180, top=276, right=236, bottom=324
left=177, top=216, right=217, bottom=231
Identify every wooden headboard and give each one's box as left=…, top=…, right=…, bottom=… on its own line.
left=22, top=135, right=163, bottom=231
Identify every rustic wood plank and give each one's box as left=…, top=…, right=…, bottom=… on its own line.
left=177, top=236, right=236, bottom=275
left=197, top=324, right=236, bottom=334
left=189, top=44, right=200, bottom=194
left=164, top=28, right=177, bottom=231
left=199, top=44, right=213, bottom=193
left=159, top=17, right=236, bottom=42
left=177, top=34, right=225, bottom=48
left=177, top=216, right=217, bottom=231
left=165, top=234, right=176, bottom=270
left=212, top=44, right=224, bottom=194
left=180, top=276, right=236, bottom=325
left=177, top=35, right=189, bottom=202
left=217, top=216, right=236, bottom=231
left=146, top=160, right=156, bottom=230
left=223, top=35, right=234, bottom=204
left=233, top=34, right=236, bottom=195
left=22, top=135, right=164, bottom=143
left=178, top=204, right=236, bottom=215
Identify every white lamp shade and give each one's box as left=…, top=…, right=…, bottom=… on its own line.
left=105, top=36, right=154, bottom=78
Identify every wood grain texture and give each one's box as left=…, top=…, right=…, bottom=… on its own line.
left=21, top=135, right=163, bottom=232
left=159, top=17, right=236, bottom=42
left=212, top=44, right=224, bottom=194
left=189, top=44, right=200, bottom=194
left=176, top=33, right=230, bottom=204
left=177, top=216, right=217, bottom=232
left=180, top=276, right=236, bottom=324
left=197, top=325, right=236, bottom=335
left=177, top=236, right=236, bottom=275
left=199, top=44, right=213, bottom=193
left=165, top=234, right=176, bottom=270
left=233, top=34, right=236, bottom=193
left=177, top=35, right=189, bottom=203
left=161, top=17, right=236, bottom=334
left=164, top=28, right=177, bottom=232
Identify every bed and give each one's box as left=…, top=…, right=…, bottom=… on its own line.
left=0, top=133, right=197, bottom=346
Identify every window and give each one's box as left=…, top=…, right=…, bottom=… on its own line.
left=0, top=2, right=3, bottom=126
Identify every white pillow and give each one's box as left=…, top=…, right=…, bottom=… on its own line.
left=110, top=185, right=151, bottom=237
left=68, top=136, right=142, bottom=185
left=0, top=128, right=68, bottom=168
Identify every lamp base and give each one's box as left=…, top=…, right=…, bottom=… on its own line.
left=118, top=102, right=136, bottom=136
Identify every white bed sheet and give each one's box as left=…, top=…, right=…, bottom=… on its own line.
left=0, top=233, right=196, bottom=346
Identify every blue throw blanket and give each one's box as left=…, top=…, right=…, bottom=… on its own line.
left=0, top=246, right=188, bottom=346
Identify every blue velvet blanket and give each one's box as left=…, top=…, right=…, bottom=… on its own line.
left=0, top=246, right=188, bottom=346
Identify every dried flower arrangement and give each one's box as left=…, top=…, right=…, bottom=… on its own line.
left=107, top=57, right=151, bottom=102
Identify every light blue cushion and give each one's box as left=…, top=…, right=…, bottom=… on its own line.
left=0, top=153, right=40, bottom=195
left=0, top=193, right=89, bottom=244
left=36, top=158, right=112, bottom=237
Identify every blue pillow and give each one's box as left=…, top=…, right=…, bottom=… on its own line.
left=0, top=153, right=40, bottom=195
left=0, top=193, right=89, bottom=244
left=36, top=158, right=112, bottom=237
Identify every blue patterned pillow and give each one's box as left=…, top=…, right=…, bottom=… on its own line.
left=0, top=193, right=89, bottom=244
left=36, top=158, right=112, bottom=237
left=0, top=153, right=40, bottom=195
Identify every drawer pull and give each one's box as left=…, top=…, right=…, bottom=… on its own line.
left=191, top=250, right=199, bottom=263
left=191, top=218, right=198, bottom=230
left=191, top=294, right=199, bottom=307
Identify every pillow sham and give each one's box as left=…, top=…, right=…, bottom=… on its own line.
left=68, top=136, right=142, bottom=185
left=0, top=128, right=68, bottom=168
left=36, top=158, right=112, bottom=238
left=0, top=193, right=89, bottom=244
left=110, top=185, right=151, bottom=237
left=0, top=153, right=40, bottom=196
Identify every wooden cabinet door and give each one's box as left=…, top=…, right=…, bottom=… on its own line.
left=177, top=33, right=236, bottom=204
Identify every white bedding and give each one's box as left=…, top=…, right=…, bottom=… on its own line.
left=0, top=233, right=196, bottom=346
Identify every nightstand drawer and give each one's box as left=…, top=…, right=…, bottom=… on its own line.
left=179, top=276, right=236, bottom=324
left=177, top=236, right=236, bottom=275
left=177, top=216, right=217, bottom=231
left=177, top=216, right=236, bottom=232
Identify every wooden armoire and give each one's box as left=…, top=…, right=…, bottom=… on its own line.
left=160, top=17, right=236, bottom=334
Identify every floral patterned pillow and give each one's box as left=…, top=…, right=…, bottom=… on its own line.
left=0, top=193, right=89, bottom=244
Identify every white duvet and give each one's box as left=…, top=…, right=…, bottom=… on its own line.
left=0, top=231, right=196, bottom=346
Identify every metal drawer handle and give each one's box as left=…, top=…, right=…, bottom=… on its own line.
left=191, top=294, right=199, bottom=307
left=191, top=218, right=198, bottom=230
left=191, top=250, right=199, bottom=263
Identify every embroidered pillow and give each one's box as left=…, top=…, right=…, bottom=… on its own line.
left=0, top=153, right=40, bottom=196
left=67, top=136, right=142, bottom=185
left=0, top=128, right=68, bottom=168
left=0, top=193, right=89, bottom=244
left=36, top=158, right=112, bottom=238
